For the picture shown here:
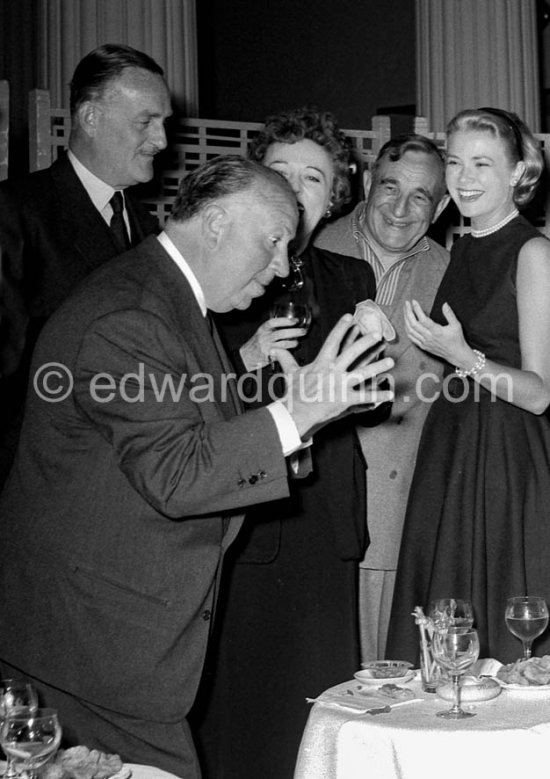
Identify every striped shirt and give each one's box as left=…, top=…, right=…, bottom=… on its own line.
left=348, top=202, right=432, bottom=306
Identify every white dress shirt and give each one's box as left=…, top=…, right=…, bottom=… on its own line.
left=67, top=149, right=131, bottom=235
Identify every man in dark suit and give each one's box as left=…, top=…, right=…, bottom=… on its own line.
left=0, top=156, right=393, bottom=777
left=0, top=43, right=171, bottom=485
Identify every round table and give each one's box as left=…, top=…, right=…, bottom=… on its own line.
left=294, top=676, right=550, bottom=779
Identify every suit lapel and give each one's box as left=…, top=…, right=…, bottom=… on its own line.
left=50, top=154, right=159, bottom=268
left=50, top=154, right=122, bottom=272
left=210, top=317, right=243, bottom=415
left=150, top=242, right=242, bottom=420
left=138, top=239, right=246, bottom=546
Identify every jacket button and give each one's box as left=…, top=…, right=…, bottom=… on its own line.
left=202, top=610, right=211, bottom=621
left=248, top=474, right=258, bottom=484
left=237, top=478, right=246, bottom=488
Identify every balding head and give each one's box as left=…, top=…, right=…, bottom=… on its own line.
left=170, top=155, right=297, bottom=223
left=167, top=155, right=299, bottom=313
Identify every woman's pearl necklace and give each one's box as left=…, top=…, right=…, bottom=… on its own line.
left=471, top=209, right=519, bottom=238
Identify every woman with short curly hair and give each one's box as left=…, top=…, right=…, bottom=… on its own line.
left=194, top=107, right=375, bottom=779
left=248, top=106, right=353, bottom=215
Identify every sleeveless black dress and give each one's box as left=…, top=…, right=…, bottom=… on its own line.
left=386, top=215, right=550, bottom=665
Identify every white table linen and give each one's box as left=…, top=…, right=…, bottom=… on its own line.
left=294, top=677, right=550, bottom=779
left=0, top=762, right=181, bottom=779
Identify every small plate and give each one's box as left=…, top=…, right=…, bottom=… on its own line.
left=111, top=768, right=133, bottom=779
left=495, top=679, right=550, bottom=695
left=360, top=660, right=413, bottom=676
left=126, top=765, right=182, bottom=779
left=354, top=670, right=416, bottom=687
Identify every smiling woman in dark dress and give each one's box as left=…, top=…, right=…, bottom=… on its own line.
left=386, top=108, right=550, bottom=666
left=192, top=107, right=376, bottom=779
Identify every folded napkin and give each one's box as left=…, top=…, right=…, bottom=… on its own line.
left=306, top=687, right=422, bottom=715
left=471, top=658, right=503, bottom=678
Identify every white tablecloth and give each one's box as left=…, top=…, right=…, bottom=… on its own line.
left=294, top=678, right=550, bottom=779
left=0, top=762, right=181, bottom=779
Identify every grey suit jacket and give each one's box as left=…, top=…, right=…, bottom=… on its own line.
left=0, top=236, right=290, bottom=722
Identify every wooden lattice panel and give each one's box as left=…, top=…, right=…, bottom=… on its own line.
left=29, top=90, right=70, bottom=172
left=25, top=93, right=550, bottom=241
left=165, top=117, right=262, bottom=174
left=345, top=116, right=392, bottom=172
left=142, top=118, right=394, bottom=221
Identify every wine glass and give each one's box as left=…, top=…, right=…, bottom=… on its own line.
left=429, top=598, right=475, bottom=629
left=431, top=627, right=480, bottom=719
left=269, top=299, right=312, bottom=330
left=0, top=680, right=39, bottom=779
left=0, top=707, right=61, bottom=779
left=505, top=595, right=549, bottom=660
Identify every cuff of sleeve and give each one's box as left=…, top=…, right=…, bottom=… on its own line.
left=267, top=401, right=308, bottom=456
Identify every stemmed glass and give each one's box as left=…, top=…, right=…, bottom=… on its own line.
left=431, top=627, right=480, bottom=719
left=269, top=299, right=312, bottom=331
left=505, top=596, right=549, bottom=660
left=268, top=298, right=312, bottom=372
left=0, top=680, right=39, bottom=778
left=0, top=707, right=61, bottom=779
left=429, top=598, right=475, bottom=629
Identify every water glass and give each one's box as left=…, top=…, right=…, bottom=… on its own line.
left=432, top=627, right=480, bottom=719
left=505, top=595, right=549, bottom=659
left=0, top=680, right=39, bottom=779
left=419, top=640, right=443, bottom=693
left=429, top=598, right=474, bottom=629
left=0, top=707, right=61, bottom=779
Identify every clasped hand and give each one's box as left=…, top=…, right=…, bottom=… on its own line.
left=270, top=314, right=395, bottom=440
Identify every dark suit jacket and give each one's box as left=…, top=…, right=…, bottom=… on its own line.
left=0, top=151, right=158, bottom=324
left=0, top=151, right=159, bottom=482
left=0, top=235, right=290, bottom=725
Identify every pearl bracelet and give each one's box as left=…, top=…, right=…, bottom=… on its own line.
left=455, top=349, right=486, bottom=379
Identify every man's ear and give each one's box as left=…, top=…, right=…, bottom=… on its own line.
left=432, top=193, right=451, bottom=223
left=202, top=203, right=228, bottom=248
left=76, top=101, right=100, bottom=138
left=362, top=169, right=373, bottom=200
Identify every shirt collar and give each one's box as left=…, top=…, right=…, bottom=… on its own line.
left=157, top=231, right=207, bottom=316
left=67, top=148, right=119, bottom=212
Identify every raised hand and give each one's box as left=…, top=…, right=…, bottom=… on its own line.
left=404, top=300, right=469, bottom=364
left=271, top=314, right=394, bottom=440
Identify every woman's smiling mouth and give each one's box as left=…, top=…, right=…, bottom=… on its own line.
left=458, top=189, right=483, bottom=201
